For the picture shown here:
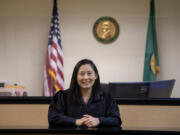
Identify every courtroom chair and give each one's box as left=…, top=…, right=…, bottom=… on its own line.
left=100, top=83, right=109, bottom=92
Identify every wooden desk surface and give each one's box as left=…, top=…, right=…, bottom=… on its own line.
left=1, top=96, right=180, bottom=105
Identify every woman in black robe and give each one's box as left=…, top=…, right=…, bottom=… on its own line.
left=48, top=59, right=121, bottom=128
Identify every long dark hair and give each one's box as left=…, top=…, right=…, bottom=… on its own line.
left=69, top=59, right=101, bottom=104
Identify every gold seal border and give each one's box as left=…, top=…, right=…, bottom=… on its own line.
left=93, top=16, right=119, bottom=44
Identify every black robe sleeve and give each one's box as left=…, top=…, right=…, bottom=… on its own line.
left=48, top=91, right=76, bottom=128
left=99, top=91, right=122, bottom=127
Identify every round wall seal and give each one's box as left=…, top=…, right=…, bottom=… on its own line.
left=93, top=16, right=119, bottom=44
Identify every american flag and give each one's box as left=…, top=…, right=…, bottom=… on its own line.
left=43, top=0, right=64, bottom=96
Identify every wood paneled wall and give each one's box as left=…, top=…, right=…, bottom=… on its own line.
left=0, top=104, right=180, bottom=129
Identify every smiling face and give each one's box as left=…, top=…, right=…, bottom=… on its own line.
left=77, top=64, right=97, bottom=91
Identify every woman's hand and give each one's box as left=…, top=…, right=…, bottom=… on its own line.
left=83, top=114, right=100, bottom=128
left=75, top=117, right=88, bottom=126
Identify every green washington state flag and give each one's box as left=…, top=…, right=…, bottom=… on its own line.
left=143, top=0, right=160, bottom=81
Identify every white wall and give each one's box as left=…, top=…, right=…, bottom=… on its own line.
left=0, top=0, right=179, bottom=97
